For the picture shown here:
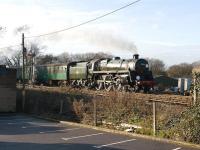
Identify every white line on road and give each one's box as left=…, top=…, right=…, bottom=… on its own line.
left=7, top=123, right=18, bottom=125
left=39, top=128, right=80, bottom=133
left=93, top=139, right=136, bottom=149
left=38, top=124, right=60, bottom=127
left=20, top=123, right=61, bottom=128
left=172, top=148, right=181, bottom=150
left=62, top=133, right=104, bottom=141
left=29, top=123, right=60, bottom=127
left=0, top=119, right=31, bottom=122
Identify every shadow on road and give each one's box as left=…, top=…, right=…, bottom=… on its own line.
left=0, top=141, right=123, bottom=150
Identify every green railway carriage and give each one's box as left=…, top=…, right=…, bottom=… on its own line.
left=35, top=62, right=89, bottom=85
left=36, top=64, right=67, bottom=85
left=17, top=62, right=89, bottom=85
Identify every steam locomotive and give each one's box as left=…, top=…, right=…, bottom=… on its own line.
left=18, top=54, right=155, bottom=92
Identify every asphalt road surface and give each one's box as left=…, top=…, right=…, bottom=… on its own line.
left=0, top=114, right=198, bottom=150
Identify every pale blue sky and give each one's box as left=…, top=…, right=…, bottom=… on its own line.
left=0, top=0, right=199, bottom=66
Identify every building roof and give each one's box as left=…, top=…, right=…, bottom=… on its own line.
left=154, top=75, right=178, bottom=87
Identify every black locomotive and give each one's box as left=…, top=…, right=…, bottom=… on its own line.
left=82, top=54, right=155, bottom=92
left=18, top=54, right=154, bottom=93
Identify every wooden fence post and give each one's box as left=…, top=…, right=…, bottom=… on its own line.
left=193, top=75, right=197, bottom=105
left=59, top=100, right=64, bottom=115
left=153, top=101, right=157, bottom=136
left=93, top=97, right=97, bottom=126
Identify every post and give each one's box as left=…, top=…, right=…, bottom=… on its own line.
left=93, top=96, right=97, bottom=126
left=153, top=101, right=156, bottom=136
left=59, top=100, right=64, bottom=115
left=31, top=53, right=35, bottom=85
left=193, top=75, right=197, bottom=105
left=22, top=33, right=26, bottom=111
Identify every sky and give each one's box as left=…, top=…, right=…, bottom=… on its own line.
left=0, top=0, right=199, bottom=66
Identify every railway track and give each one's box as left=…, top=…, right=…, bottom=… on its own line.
left=19, top=84, right=193, bottom=106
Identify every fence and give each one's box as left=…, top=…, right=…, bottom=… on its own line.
left=91, top=93, right=190, bottom=137
left=193, top=73, right=200, bottom=105
left=16, top=85, right=195, bottom=142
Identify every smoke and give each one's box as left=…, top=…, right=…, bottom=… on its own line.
left=14, top=25, right=30, bottom=35
left=85, top=31, right=137, bottom=53
left=0, top=26, right=6, bottom=37
left=47, top=29, right=137, bottom=53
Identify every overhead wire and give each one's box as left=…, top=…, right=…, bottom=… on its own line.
left=25, top=0, right=141, bottom=39
left=0, top=0, right=141, bottom=49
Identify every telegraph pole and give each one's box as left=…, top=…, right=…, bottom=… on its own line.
left=32, top=52, right=36, bottom=85
left=22, top=33, right=26, bottom=111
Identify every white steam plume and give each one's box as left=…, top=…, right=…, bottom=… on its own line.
left=44, top=29, right=138, bottom=54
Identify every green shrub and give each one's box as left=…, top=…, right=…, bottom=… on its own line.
left=169, top=104, right=200, bottom=144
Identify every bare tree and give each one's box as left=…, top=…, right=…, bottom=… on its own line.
left=192, top=60, right=200, bottom=67
left=29, top=42, right=41, bottom=56
left=57, top=52, right=72, bottom=63
left=2, top=42, right=44, bottom=67
left=167, top=63, right=193, bottom=78
left=36, top=54, right=58, bottom=65
left=146, top=58, right=166, bottom=76
left=24, top=42, right=46, bottom=66
left=3, top=49, right=22, bottom=67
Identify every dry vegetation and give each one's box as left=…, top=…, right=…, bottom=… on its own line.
left=24, top=85, right=193, bottom=104
left=16, top=86, right=198, bottom=143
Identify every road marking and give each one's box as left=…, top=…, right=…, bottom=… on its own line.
left=172, top=148, right=181, bottom=150
left=0, top=118, right=32, bottom=121
left=0, top=119, right=31, bottom=122
left=29, top=123, right=60, bottom=127
left=39, top=124, right=60, bottom=126
left=39, top=131, right=45, bottom=134
left=39, top=128, right=80, bottom=134
left=62, top=133, right=104, bottom=141
left=7, top=123, right=16, bottom=125
left=93, top=139, right=136, bottom=149
left=7, top=123, right=58, bottom=127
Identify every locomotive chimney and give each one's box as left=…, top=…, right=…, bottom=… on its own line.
left=133, top=54, right=139, bottom=60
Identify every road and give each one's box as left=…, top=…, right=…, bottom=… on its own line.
left=0, top=114, right=198, bottom=150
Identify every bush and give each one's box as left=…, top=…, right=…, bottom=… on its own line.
left=169, top=104, right=200, bottom=144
